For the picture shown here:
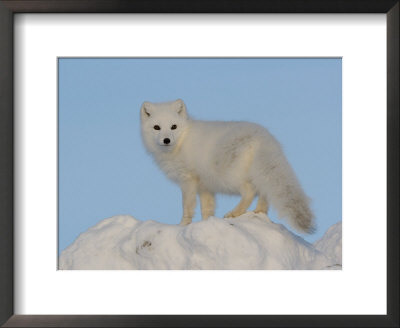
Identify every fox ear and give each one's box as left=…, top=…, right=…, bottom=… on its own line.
left=141, top=102, right=151, bottom=119
left=175, top=99, right=187, bottom=118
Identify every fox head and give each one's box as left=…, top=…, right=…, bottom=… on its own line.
left=140, top=99, right=189, bottom=154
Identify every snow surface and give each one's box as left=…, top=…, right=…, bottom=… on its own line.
left=314, top=221, right=342, bottom=268
left=59, top=213, right=341, bottom=270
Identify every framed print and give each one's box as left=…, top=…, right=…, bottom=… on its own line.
left=0, top=0, right=398, bottom=327
left=57, top=57, right=342, bottom=271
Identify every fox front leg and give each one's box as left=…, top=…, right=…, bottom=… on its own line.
left=179, top=180, right=197, bottom=226
left=199, top=190, right=215, bottom=220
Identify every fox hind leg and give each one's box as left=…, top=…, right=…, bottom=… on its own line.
left=224, top=182, right=255, bottom=218
left=254, top=195, right=269, bottom=214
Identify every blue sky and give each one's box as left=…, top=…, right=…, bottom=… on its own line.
left=58, top=58, right=341, bottom=254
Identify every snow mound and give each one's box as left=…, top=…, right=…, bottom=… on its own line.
left=59, top=213, right=341, bottom=270
left=314, top=221, right=342, bottom=268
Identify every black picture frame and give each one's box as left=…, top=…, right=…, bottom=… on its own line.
left=0, top=1, right=398, bottom=327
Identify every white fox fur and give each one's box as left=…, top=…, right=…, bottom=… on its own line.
left=140, top=99, right=315, bottom=233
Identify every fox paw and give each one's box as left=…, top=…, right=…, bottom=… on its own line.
left=224, top=211, right=240, bottom=218
left=179, top=217, right=192, bottom=226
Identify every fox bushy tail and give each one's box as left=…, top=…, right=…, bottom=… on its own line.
left=250, top=144, right=315, bottom=234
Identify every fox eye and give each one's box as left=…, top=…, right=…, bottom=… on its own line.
left=171, top=124, right=177, bottom=130
left=153, top=125, right=161, bottom=130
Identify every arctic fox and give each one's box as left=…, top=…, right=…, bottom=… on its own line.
left=140, top=99, right=315, bottom=233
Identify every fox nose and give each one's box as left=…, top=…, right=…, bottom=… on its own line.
left=163, top=138, right=170, bottom=145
